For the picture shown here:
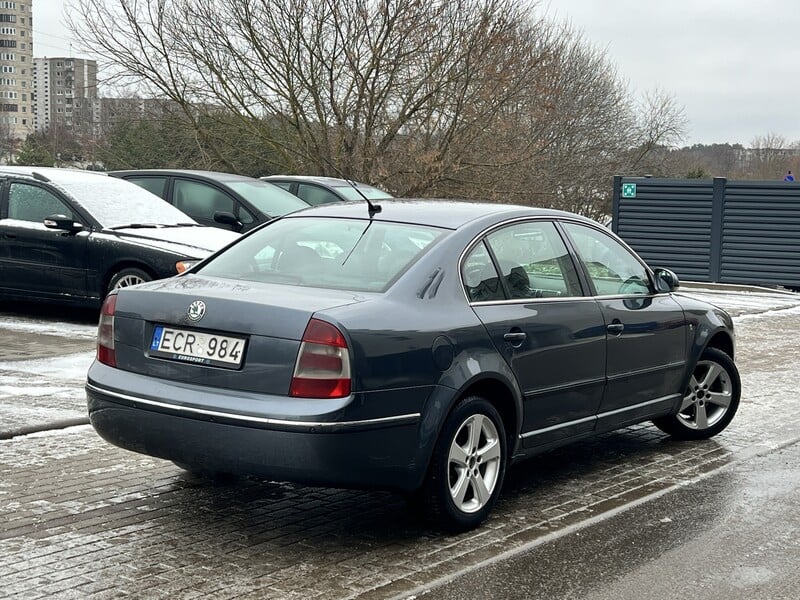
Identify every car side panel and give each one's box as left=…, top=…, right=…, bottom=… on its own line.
left=596, top=294, right=688, bottom=414
left=472, top=299, right=607, bottom=448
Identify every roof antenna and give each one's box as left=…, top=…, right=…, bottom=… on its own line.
left=318, top=155, right=382, bottom=216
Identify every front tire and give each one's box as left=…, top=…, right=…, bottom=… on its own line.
left=423, top=396, right=507, bottom=532
left=653, top=347, right=741, bottom=440
left=108, top=267, right=152, bottom=293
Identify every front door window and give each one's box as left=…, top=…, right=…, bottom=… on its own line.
left=562, top=223, right=651, bottom=296
left=8, top=183, right=76, bottom=222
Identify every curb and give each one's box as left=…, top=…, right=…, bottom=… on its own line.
left=680, top=281, right=800, bottom=296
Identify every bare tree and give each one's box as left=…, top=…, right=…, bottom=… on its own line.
left=627, top=88, right=688, bottom=172
left=70, top=0, right=545, bottom=186
left=68, top=0, right=687, bottom=216
left=746, top=133, right=792, bottom=179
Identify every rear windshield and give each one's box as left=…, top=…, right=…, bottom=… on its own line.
left=224, top=180, right=310, bottom=216
left=198, top=217, right=446, bottom=292
left=333, top=185, right=393, bottom=201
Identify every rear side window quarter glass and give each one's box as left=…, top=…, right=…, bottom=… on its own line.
left=462, top=242, right=504, bottom=302
left=126, top=177, right=167, bottom=199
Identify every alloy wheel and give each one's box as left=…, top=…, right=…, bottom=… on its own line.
left=447, top=413, right=502, bottom=514
left=677, top=359, right=733, bottom=430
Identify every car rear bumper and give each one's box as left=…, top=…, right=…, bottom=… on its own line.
left=86, top=368, right=429, bottom=491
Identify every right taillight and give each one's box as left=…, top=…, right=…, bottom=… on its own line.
left=97, top=293, right=117, bottom=367
left=289, top=318, right=351, bottom=398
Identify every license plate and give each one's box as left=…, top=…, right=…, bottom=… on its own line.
left=149, top=326, right=246, bottom=368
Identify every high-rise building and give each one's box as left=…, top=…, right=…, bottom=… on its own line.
left=0, top=1, right=33, bottom=140
left=32, top=56, right=99, bottom=136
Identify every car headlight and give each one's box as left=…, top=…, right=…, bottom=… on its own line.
left=175, top=260, right=199, bottom=274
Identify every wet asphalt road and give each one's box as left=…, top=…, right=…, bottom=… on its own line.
left=2, top=286, right=800, bottom=598
left=418, top=438, right=800, bottom=600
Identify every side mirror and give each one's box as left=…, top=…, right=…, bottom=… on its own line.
left=653, top=267, right=680, bottom=293
left=213, top=211, right=243, bottom=232
left=43, top=214, right=84, bottom=233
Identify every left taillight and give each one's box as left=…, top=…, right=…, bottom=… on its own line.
left=289, top=318, right=351, bottom=398
left=97, top=293, right=117, bottom=367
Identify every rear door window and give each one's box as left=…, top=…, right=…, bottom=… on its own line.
left=467, top=221, right=583, bottom=300
left=462, top=221, right=584, bottom=302
left=296, top=183, right=340, bottom=205
left=173, top=179, right=235, bottom=222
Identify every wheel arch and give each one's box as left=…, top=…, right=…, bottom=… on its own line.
left=672, top=324, right=737, bottom=418
left=453, top=376, right=519, bottom=455
left=413, top=370, right=523, bottom=490
left=704, top=330, right=734, bottom=360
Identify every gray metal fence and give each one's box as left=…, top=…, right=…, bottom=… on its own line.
left=612, top=176, right=800, bottom=289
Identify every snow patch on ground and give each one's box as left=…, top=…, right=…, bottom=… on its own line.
left=0, top=351, right=94, bottom=382
left=0, top=315, right=96, bottom=339
left=733, top=305, right=800, bottom=322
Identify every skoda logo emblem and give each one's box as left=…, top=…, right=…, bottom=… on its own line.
left=187, top=300, right=206, bottom=322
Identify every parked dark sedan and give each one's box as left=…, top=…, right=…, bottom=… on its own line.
left=0, top=167, right=239, bottom=307
left=86, top=200, right=740, bottom=531
left=110, top=169, right=310, bottom=232
left=262, top=175, right=393, bottom=205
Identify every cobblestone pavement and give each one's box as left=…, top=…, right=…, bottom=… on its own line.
left=1, top=290, right=800, bottom=598
left=0, top=307, right=96, bottom=438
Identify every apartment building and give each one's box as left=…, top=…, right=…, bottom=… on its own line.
left=0, top=1, right=33, bottom=139
left=32, top=56, right=100, bottom=135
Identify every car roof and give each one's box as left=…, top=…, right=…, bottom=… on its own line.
left=109, top=169, right=262, bottom=183
left=285, top=199, right=589, bottom=230
left=0, top=166, right=110, bottom=184
left=263, top=175, right=377, bottom=188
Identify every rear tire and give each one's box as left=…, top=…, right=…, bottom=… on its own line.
left=423, top=396, right=507, bottom=532
left=108, top=267, right=152, bottom=293
left=653, top=347, right=741, bottom=440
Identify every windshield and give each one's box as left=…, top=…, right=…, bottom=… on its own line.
left=57, top=177, right=196, bottom=228
left=198, top=217, right=446, bottom=292
left=334, top=185, right=394, bottom=201
left=224, top=180, right=310, bottom=216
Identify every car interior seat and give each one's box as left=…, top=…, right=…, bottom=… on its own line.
left=278, top=244, right=323, bottom=273
left=505, top=264, right=531, bottom=299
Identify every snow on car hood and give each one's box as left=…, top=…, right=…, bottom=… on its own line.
left=108, top=226, right=240, bottom=257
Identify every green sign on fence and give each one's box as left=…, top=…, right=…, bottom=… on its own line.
left=622, top=183, right=637, bottom=198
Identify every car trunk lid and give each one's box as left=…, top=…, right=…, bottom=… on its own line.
left=109, top=274, right=367, bottom=395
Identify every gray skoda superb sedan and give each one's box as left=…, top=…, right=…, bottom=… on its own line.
left=86, top=200, right=740, bottom=531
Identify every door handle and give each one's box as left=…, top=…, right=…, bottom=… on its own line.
left=606, top=322, right=625, bottom=335
left=503, top=331, right=527, bottom=345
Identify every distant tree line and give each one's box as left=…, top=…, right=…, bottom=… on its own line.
left=53, top=0, right=696, bottom=219
left=7, top=1, right=789, bottom=218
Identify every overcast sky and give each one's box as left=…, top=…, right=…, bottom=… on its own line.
left=33, top=0, right=800, bottom=147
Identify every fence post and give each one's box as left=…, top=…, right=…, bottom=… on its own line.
left=611, top=175, right=622, bottom=233
left=709, top=177, right=726, bottom=282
